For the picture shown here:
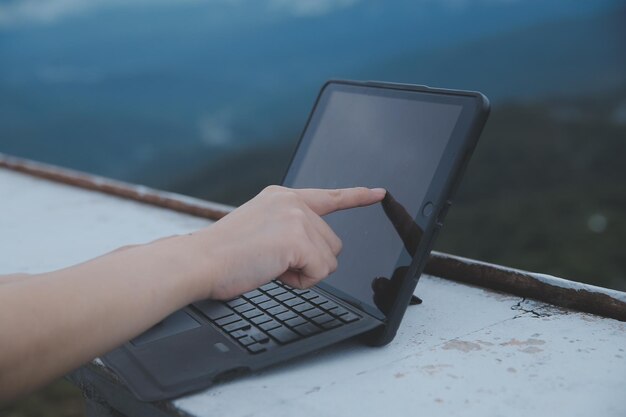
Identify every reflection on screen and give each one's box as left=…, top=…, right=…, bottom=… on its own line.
left=285, top=85, right=462, bottom=318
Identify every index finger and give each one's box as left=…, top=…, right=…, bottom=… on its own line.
left=293, top=187, right=386, bottom=216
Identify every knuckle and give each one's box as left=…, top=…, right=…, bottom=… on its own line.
left=113, top=244, right=137, bottom=253
left=325, top=189, right=343, bottom=211
left=286, top=207, right=307, bottom=224
left=262, top=185, right=283, bottom=194
left=329, top=257, right=338, bottom=273
left=284, top=242, right=304, bottom=269
left=270, top=188, right=301, bottom=206
left=333, top=236, right=343, bottom=254
left=284, top=191, right=302, bottom=205
left=328, top=189, right=342, bottom=199
left=320, top=258, right=334, bottom=277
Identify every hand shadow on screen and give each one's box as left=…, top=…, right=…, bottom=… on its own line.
left=371, top=191, right=424, bottom=315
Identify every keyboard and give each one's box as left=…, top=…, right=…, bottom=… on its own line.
left=193, top=281, right=361, bottom=354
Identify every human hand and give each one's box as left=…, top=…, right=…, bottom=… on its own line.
left=188, top=185, right=386, bottom=300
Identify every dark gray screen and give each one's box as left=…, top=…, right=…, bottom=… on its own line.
left=286, top=86, right=462, bottom=317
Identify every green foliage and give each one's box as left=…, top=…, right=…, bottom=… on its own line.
left=436, top=90, right=626, bottom=290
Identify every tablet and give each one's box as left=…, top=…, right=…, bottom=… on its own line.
left=282, top=80, right=490, bottom=344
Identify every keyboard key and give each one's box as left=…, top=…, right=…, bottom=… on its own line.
left=284, top=316, right=307, bottom=328
left=238, top=336, right=256, bottom=346
left=226, top=298, right=247, bottom=308
left=284, top=298, right=305, bottom=307
left=195, top=302, right=233, bottom=321
left=292, top=288, right=308, bottom=294
left=251, top=314, right=272, bottom=325
left=250, top=331, right=270, bottom=343
left=293, top=322, right=322, bottom=337
left=223, top=321, right=251, bottom=332
left=247, top=343, right=266, bottom=354
left=260, top=282, right=278, bottom=291
left=242, top=308, right=263, bottom=319
left=250, top=294, right=270, bottom=304
left=302, top=308, right=324, bottom=319
left=293, top=302, right=314, bottom=313
left=311, top=297, right=330, bottom=307
left=215, top=314, right=240, bottom=326
left=259, top=320, right=281, bottom=331
left=243, top=289, right=263, bottom=299
left=275, top=310, right=297, bottom=322
left=267, top=305, right=288, bottom=316
left=275, top=292, right=295, bottom=302
left=258, top=300, right=279, bottom=310
left=321, top=319, right=342, bottom=330
left=302, top=292, right=319, bottom=300
left=234, top=303, right=255, bottom=314
left=268, top=327, right=299, bottom=344
left=332, top=307, right=349, bottom=317
left=321, top=301, right=339, bottom=311
left=230, top=329, right=247, bottom=339
left=267, top=287, right=287, bottom=296
left=340, top=312, right=359, bottom=323
left=311, top=313, right=334, bottom=325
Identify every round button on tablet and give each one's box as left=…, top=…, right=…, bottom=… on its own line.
left=422, top=202, right=434, bottom=217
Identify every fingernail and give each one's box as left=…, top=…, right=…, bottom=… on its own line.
left=371, top=188, right=387, bottom=198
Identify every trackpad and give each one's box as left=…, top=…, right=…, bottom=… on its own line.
left=131, top=310, right=200, bottom=346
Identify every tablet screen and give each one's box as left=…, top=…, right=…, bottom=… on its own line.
left=283, top=83, right=464, bottom=319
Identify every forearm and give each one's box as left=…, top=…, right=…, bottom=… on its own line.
left=0, top=233, right=213, bottom=402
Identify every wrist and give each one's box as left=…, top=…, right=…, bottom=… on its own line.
left=161, top=230, right=224, bottom=303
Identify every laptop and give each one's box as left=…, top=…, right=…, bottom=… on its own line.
left=103, top=80, right=490, bottom=401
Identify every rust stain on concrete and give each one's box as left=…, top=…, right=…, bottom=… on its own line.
left=421, top=364, right=453, bottom=376
left=500, top=338, right=546, bottom=347
left=521, top=346, right=544, bottom=354
left=442, top=340, right=482, bottom=352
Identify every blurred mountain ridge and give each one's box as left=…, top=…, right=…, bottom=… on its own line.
left=1, top=4, right=623, bottom=177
